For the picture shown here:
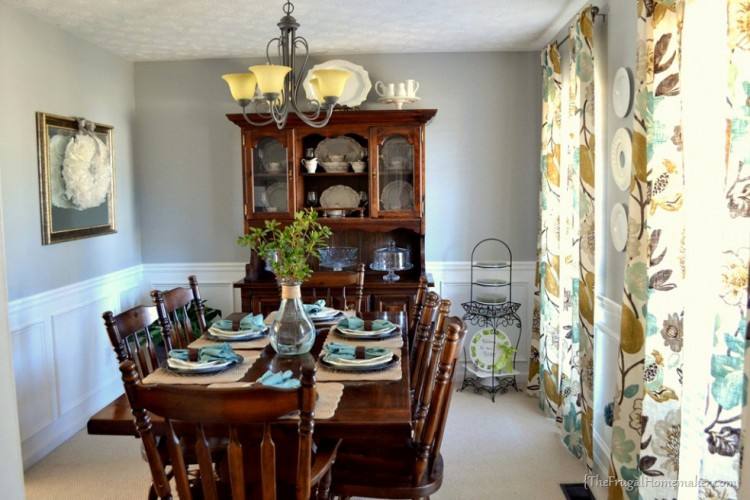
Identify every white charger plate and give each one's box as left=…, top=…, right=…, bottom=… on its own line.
left=613, top=67, right=634, bottom=118
left=303, top=59, right=372, bottom=107
left=611, top=127, right=633, bottom=192
left=315, top=136, right=365, bottom=162
left=610, top=203, right=629, bottom=252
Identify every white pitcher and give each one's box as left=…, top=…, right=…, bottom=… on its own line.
left=302, top=158, right=318, bottom=174
left=406, top=79, right=420, bottom=97
left=396, top=82, right=407, bottom=97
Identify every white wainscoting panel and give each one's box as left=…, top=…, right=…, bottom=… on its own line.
left=592, top=294, right=622, bottom=480
left=144, top=262, right=246, bottom=317
left=8, top=265, right=145, bottom=468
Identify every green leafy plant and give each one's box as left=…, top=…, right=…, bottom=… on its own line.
left=237, top=209, right=332, bottom=282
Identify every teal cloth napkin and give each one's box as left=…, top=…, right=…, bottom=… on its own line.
left=212, top=313, right=265, bottom=331
left=255, top=369, right=300, bottom=389
left=303, top=300, right=326, bottom=314
left=168, top=344, right=241, bottom=363
left=324, top=343, right=391, bottom=360
left=336, top=317, right=394, bottom=332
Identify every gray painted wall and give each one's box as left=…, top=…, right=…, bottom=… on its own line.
left=0, top=4, right=141, bottom=300
left=133, top=52, right=541, bottom=263
left=602, top=0, right=637, bottom=302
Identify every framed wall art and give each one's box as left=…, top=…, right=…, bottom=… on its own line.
left=36, top=112, right=116, bottom=244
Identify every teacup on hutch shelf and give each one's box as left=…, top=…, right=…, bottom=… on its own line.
left=351, top=160, right=366, bottom=173
left=266, top=161, right=283, bottom=173
left=302, top=157, right=318, bottom=174
left=389, top=158, right=405, bottom=170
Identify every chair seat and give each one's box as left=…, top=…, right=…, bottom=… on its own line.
left=332, top=445, right=444, bottom=499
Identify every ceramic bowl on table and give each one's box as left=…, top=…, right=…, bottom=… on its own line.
left=319, top=246, right=359, bottom=271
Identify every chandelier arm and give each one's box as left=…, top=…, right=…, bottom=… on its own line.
left=290, top=92, right=322, bottom=121
left=290, top=99, right=334, bottom=129
left=241, top=105, right=275, bottom=127
left=265, top=37, right=281, bottom=64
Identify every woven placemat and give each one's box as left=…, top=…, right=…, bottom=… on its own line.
left=324, top=326, right=404, bottom=349
left=142, top=352, right=260, bottom=385
left=315, top=349, right=402, bottom=382
left=205, top=382, right=345, bottom=420
left=189, top=335, right=269, bottom=350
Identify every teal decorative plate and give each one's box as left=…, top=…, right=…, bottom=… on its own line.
left=469, top=328, right=512, bottom=373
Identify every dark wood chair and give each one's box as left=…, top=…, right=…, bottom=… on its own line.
left=407, top=276, right=428, bottom=348
left=331, top=316, right=467, bottom=499
left=302, top=264, right=365, bottom=314
left=412, top=298, right=451, bottom=433
left=151, top=275, right=207, bottom=349
left=119, top=356, right=340, bottom=500
left=102, top=305, right=163, bottom=378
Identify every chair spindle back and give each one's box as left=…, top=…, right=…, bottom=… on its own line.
left=302, top=264, right=365, bottom=313
left=413, top=316, right=466, bottom=485
left=151, top=275, right=207, bottom=349
left=409, top=292, right=439, bottom=398
left=413, top=298, right=451, bottom=435
left=102, top=305, right=162, bottom=378
left=407, top=276, right=428, bottom=348
left=119, top=359, right=317, bottom=500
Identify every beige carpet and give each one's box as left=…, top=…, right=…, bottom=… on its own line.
left=24, top=390, right=587, bottom=500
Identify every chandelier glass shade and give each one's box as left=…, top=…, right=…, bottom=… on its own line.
left=222, top=1, right=351, bottom=129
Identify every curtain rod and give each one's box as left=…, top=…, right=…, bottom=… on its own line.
left=555, top=6, right=604, bottom=49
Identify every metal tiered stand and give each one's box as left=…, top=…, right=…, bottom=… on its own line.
left=460, top=238, right=523, bottom=402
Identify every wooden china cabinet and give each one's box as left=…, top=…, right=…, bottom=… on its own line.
left=228, top=109, right=437, bottom=316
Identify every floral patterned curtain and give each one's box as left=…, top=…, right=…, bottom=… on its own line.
left=693, top=0, right=750, bottom=496
left=527, top=6, right=596, bottom=470
left=608, top=1, right=750, bottom=499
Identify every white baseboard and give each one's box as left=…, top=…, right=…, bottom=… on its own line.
left=8, top=265, right=144, bottom=469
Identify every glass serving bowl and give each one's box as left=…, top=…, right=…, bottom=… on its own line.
left=319, top=247, right=359, bottom=271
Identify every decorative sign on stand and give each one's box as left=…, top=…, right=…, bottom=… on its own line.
left=36, top=112, right=116, bottom=244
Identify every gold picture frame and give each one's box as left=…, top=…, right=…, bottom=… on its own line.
left=36, top=112, right=116, bottom=245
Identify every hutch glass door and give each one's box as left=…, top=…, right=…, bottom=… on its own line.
left=374, top=128, right=421, bottom=217
left=250, top=135, right=291, bottom=217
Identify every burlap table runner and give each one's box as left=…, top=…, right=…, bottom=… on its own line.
left=142, top=352, right=261, bottom=385
left=190, top=335, right=269, bottom=350
left=205, top=382, right=344, bottom=420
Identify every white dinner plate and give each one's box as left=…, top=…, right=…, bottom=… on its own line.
left=266, top=182, right=288, bottom=211
left=613, top=67, right=634, bottom=118
left=610, top=203, right=629, bottom=252
left=611, top=127, right=633, bottom=192
left=381, top=180, right=414, bottom=210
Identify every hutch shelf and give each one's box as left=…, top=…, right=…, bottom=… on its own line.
left=228, top=109, right=437, bottom=316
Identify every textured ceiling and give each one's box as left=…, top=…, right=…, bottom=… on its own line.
left=2, top=0, right=587, bottom=61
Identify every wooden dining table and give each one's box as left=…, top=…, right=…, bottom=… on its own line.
left=87, top=311, right=412, bottom=445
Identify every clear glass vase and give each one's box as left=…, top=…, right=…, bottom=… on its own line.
left=270, top=280, right=315, bottom=356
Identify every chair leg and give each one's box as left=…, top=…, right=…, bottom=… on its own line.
left=317, top=469, right=332, bottom=499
